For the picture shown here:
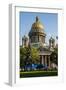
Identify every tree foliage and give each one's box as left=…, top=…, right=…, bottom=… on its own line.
left=31, top=47, right=40, bottom=64
left=20, top=46, right=40, bottom=68
left=50, top=47, right=58, bottom=65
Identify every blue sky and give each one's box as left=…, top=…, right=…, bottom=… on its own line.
left=20, top=12, right=58, bottom=45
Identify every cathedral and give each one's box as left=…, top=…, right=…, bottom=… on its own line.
left=22, top=16, right=58, bottom=69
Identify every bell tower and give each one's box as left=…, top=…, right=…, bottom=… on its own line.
left=49, top=37, right=55, bottom=51
left=22, top=35, right=29, bottom=47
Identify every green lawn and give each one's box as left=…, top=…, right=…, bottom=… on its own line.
left=20, top=70, right=58, bottom=78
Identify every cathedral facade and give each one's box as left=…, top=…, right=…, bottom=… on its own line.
left=22, top=16, right=57, bottom=69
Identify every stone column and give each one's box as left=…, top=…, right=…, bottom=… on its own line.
left=45, top=55, right=47, bottom=66
left=42, top=55, right=44, bottom=65
left=48, top=56, right=51, bottom=69
left=38, top=36, right=39, bottom=42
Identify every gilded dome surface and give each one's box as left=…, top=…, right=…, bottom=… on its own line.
left=29, top=16, right=46, bottom=37
left=31, top=16, right=44, bottom=30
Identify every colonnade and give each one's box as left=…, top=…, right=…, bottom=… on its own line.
left=40, top=55, right=51, bottom=68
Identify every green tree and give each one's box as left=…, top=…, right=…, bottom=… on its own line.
left=20, top=46, right=27, bottom=68
left=20, top=47, right=31, bottom=65
left=50, top=47, right=58, bottom=65
left=30, top=47, right=40, bottom=64
left=20, top=46, right=40, bottom=69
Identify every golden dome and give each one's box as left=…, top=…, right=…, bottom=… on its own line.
left=31, top=16, right=44, bottom=30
